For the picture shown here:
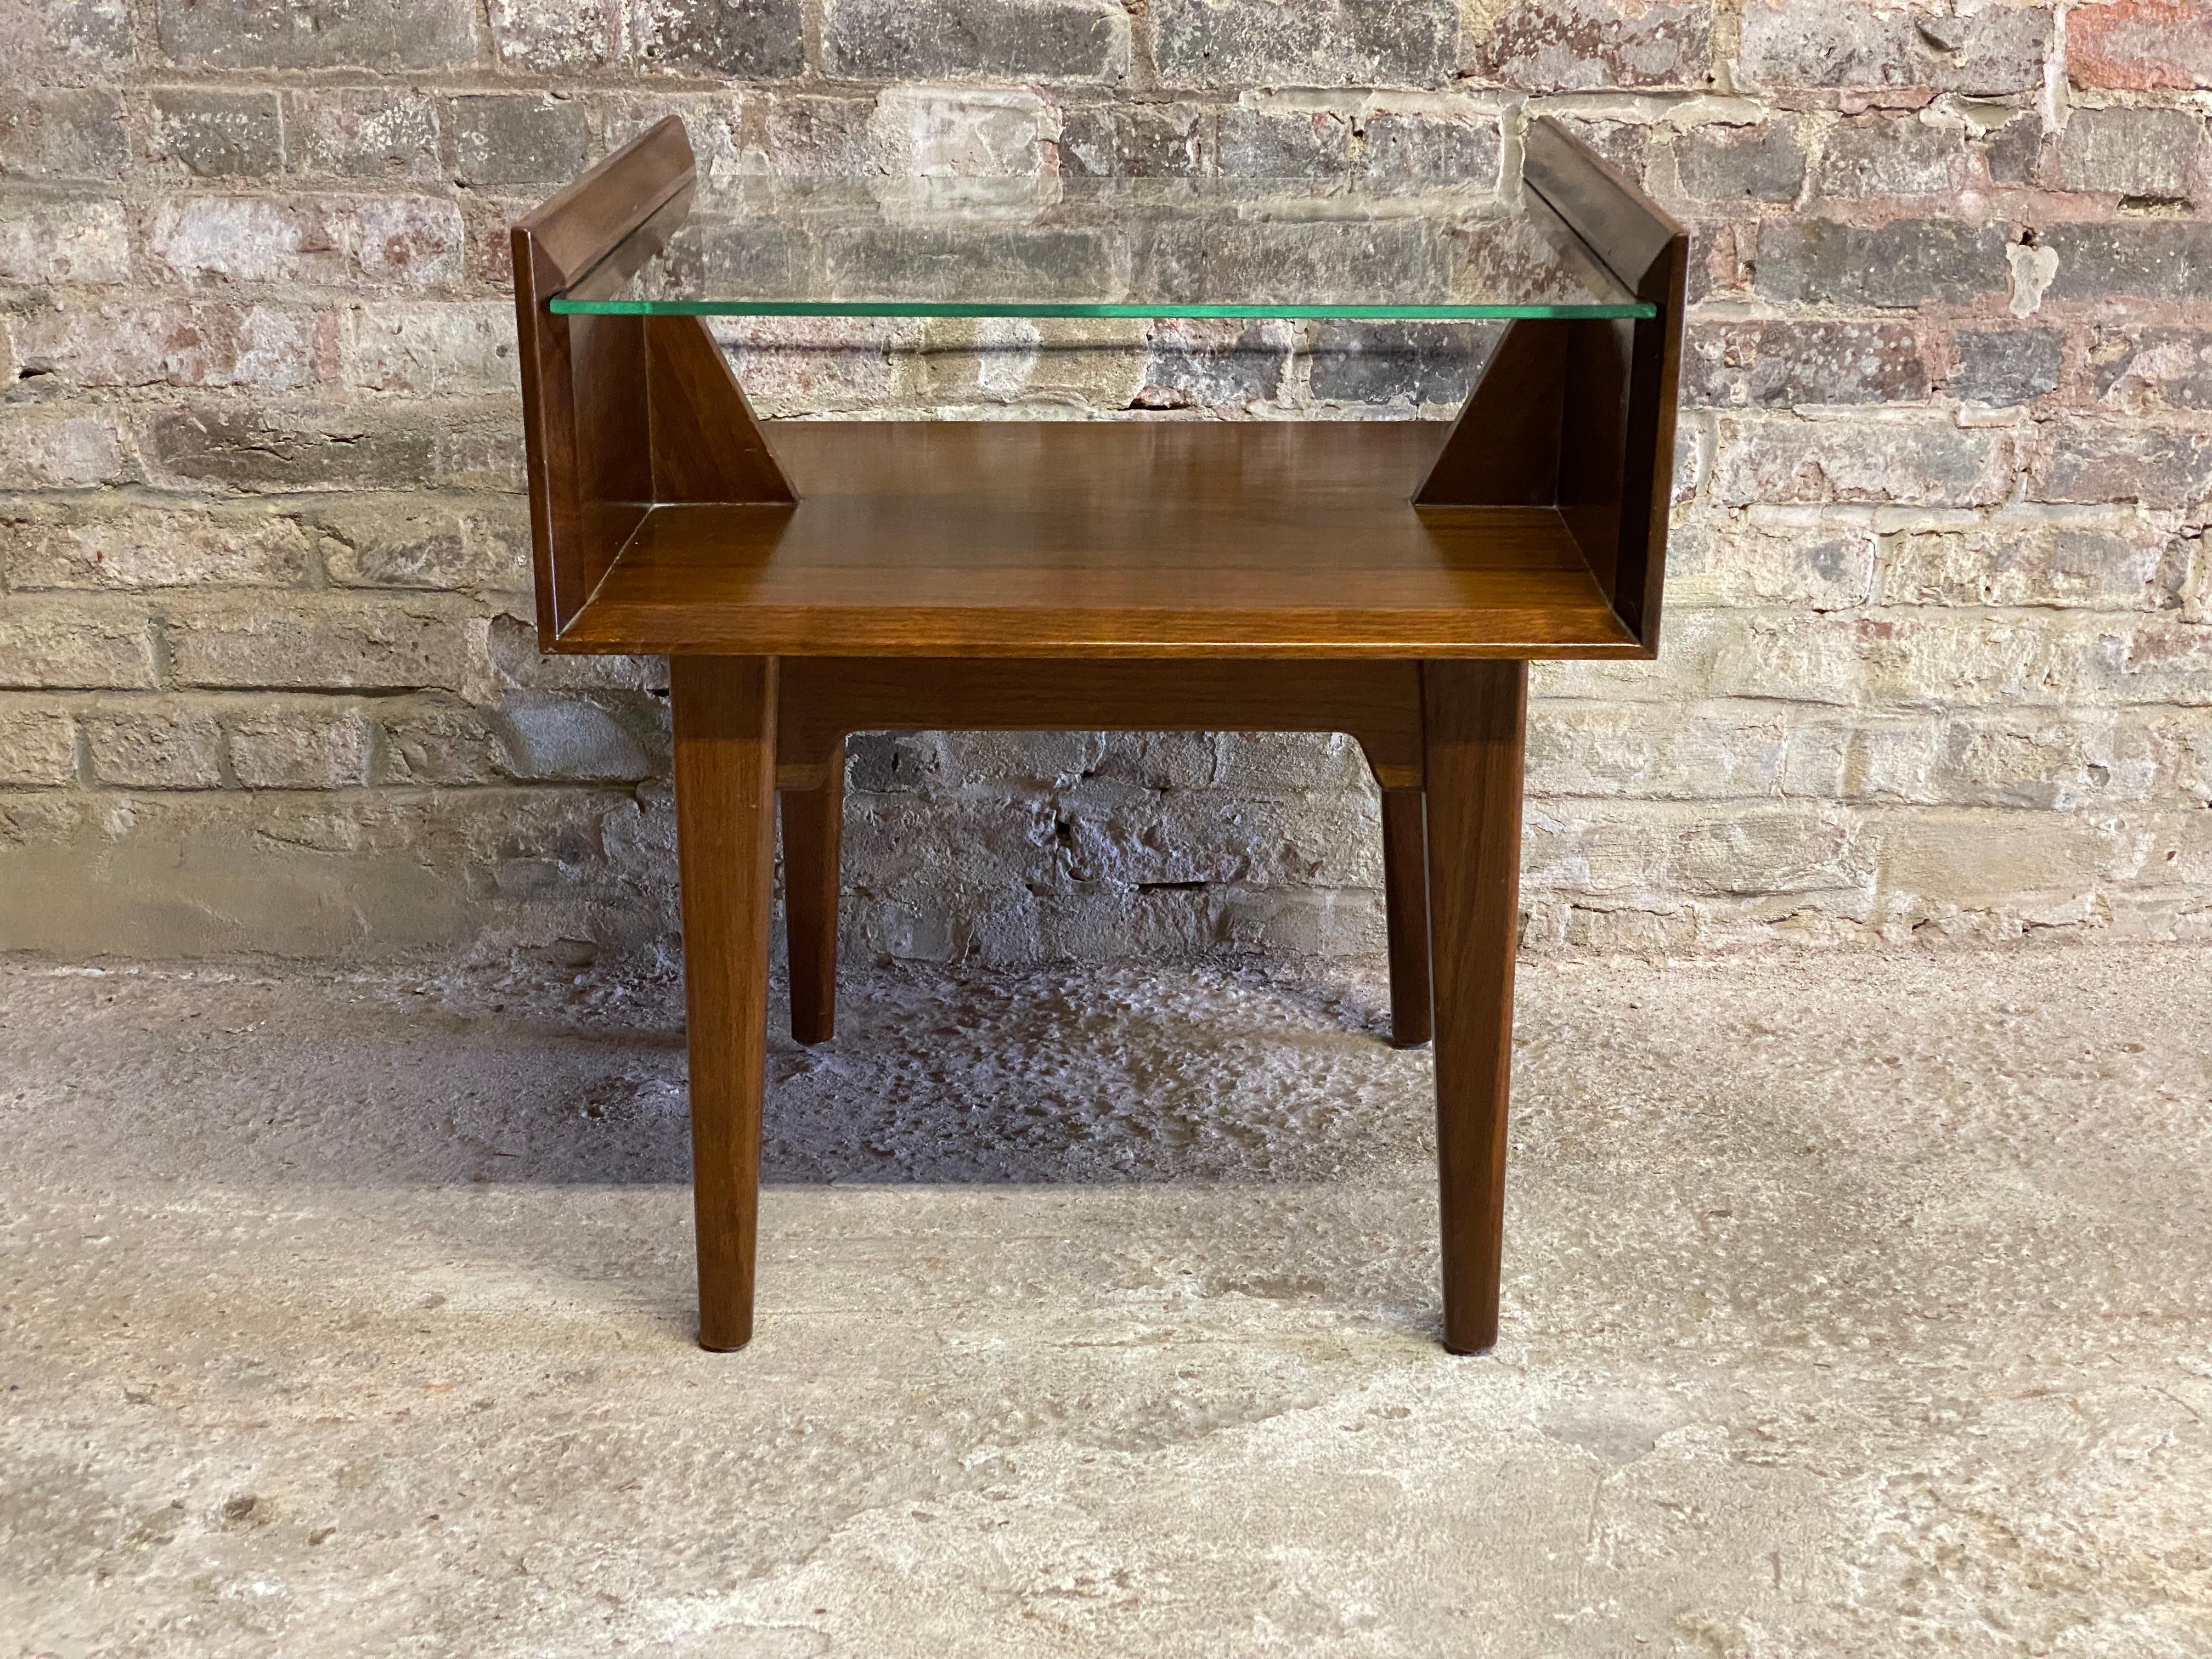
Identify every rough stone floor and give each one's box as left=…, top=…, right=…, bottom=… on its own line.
left=2, top=945, right=2209, bottom=1657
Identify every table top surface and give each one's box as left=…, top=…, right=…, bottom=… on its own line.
left=548, top=174, right=1654, bottom=322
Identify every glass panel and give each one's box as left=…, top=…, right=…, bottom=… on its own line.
left=549, top=177, right=1652, bottom=319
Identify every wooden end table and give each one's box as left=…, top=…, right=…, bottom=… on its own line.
left=510, top=120, right=1685, bottom=1353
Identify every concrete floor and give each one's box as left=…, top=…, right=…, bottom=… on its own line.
left=2, top=946, right=2209, bottom=1657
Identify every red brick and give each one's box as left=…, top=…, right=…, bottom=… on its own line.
left=2, top=505, right=315, bottom=590
left=0, top=0, right=132, bottom=84
left=374, top=703, right=509, bottom=785
left=0, top=195, right=129, bottom=284
left=0, top=410, right=135, bottom=489
left=1477, top=0, right=1712, bottom=91
left=488, top=0, right=618, bottom=71
left=281, top=90, right=440, bottom=180
left=341, top=302, right=518, bottom=396
left=145, top=196, right=350, bottom=286
left=2070, top=0, right=2212, bottom=89
left=1741, top=0, right=2051, bottom=95
left=2030, top=419, right=2212, bottom=509
left=0, top=87, right=127, bottom=178
left=1685, top=321, right=1929, bottom=408
left=9, top=302, right=331, bottom=390
left=348, top=197, right=466, bottom=288
left=1712, top=416, right=2016, bottom=507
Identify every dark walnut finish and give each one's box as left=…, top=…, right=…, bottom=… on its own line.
left=511, top=116, right=1685, bottom=1356
left=668, top=654, right=779, bottom=1352
left=557, top=424, right=1643, bottom=660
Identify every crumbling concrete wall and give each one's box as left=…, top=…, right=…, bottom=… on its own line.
left=1, top=0, right=2207, bottom=966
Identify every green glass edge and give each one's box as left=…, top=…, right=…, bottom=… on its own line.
left=548, top=298, right=1658, bottom=320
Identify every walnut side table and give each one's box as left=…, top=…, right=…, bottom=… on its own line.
left=510, top=119, right=1685, bottom=1353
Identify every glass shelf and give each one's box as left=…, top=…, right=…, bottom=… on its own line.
left=548, top=176, right=1655, bottom=321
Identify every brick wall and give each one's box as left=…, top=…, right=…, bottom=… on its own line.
left=1, top=0, right=2207, bottom=966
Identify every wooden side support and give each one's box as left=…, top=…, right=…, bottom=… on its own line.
left=1413, top=323, right=1568, bottom=509
left=1417, top=116, right=1687, bottom=656
left=645, top=314, right=793, bottom=507
left=511, top=117, right=792, bottom=640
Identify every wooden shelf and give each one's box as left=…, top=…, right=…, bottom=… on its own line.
left=555, top=421, right=1645, bottom=659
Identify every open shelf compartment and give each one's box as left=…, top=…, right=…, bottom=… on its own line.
left=553, top=421, right=1643, bottom=659
left=512, top=115, right=1685, bottom=664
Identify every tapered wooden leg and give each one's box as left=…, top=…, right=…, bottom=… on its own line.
left=1423, top=660, right=1529, bottom=1355
left=671, top=655, right=779, bottom=1352
left=1380, top=788, right=1433, bottom=1049
left=780, top=737, right=843, bottom=1045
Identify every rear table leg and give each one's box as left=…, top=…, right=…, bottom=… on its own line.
left=781, top=736, right=844, bottom=1046
left=672, top=655, right=779, bottom=1352
left=1380, top=788, right=1433, bottom=1048
left=1422, top=661, right=1530, bottom=1355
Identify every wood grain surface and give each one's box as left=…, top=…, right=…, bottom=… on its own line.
left=771, top=655, right=1429, bottom=792
left=1380, top=789, right=1434, bottom=1050
left=512, top=116, right=696, bottom=638
left=780, top=743, right=843, bottom=1047
left=1421, top=659, right=1530, bottom=1355
left=555, top=423, right=1643, bottom=659
left=645, top=313, right=793, bottom=505
left=670, top=655, right=779, bottom=1351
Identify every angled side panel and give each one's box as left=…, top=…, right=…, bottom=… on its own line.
left=511, top=230, right=575, bottom=641
left=1413, top=320, right=1568, bottom=507
left=646, top=315, right=795, bottom=505
left=1522, top=119, right=1677, bottom=299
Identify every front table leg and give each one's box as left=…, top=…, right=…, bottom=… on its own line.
left=670, top=656, right=780, bottom=1351
left=1423, top=660, right=1530, bottom=1355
